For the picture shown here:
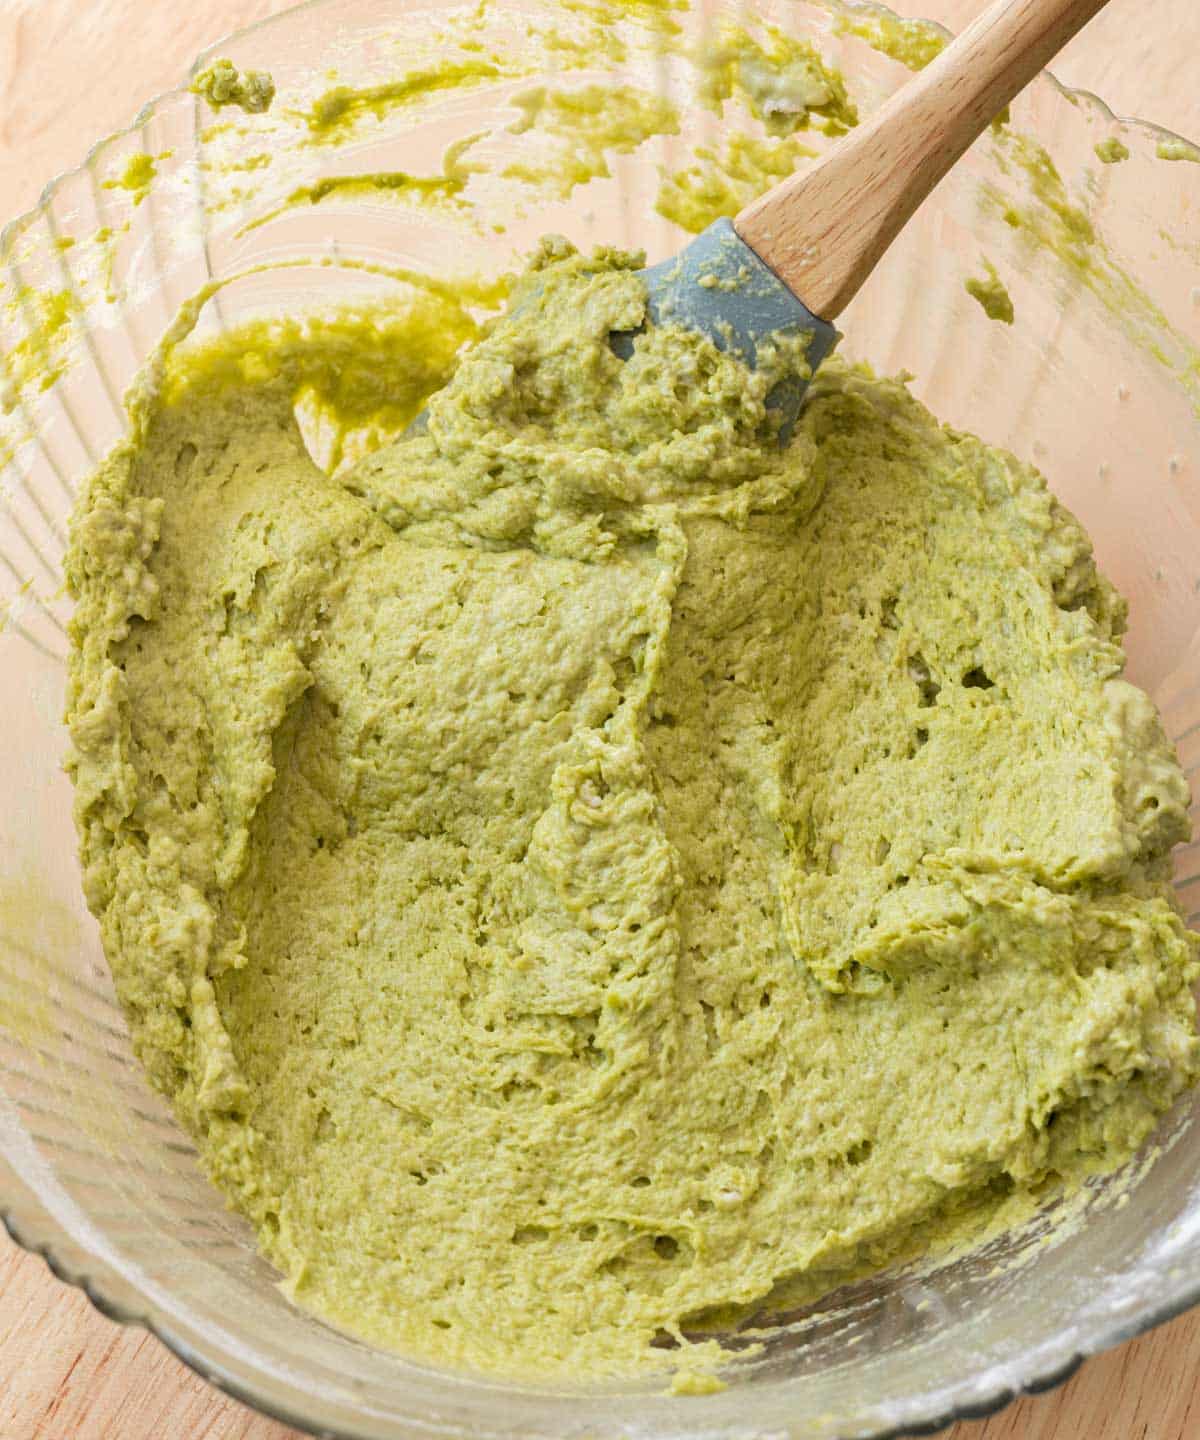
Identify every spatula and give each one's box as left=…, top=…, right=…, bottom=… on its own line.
left=618, top=0, right=1111, bottom=433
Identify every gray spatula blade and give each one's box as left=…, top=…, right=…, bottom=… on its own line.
left=612, top=217, right=840, bottom=438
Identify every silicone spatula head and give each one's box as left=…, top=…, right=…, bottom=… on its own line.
left=610, top=217, right=840, bottom=440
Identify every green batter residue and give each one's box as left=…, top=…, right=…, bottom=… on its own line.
left=560, top=0, right=686, bottom=35
left=657, top=133, right=815, bottom=234
left=103, top=152, right=161, bottom=206
left=300, top=60, right=505, bottom=139
left=503, top=85, right=680, bottom=200
left=965, top=261, right=1015, bottom=324
left=834, top=9, right=947, bottom=70
left=1094, top=137, right=1129, bottom=165
left=239, top=136, right=487, bottom=235
left=284, top=168, right=464, bottom=209
left=984, top=128, right=1200, bottom=406
left=192, top=58, right=276, bottom=114
left=699, top=22, right=858, bottom=136
left=66, top=239, right=1199, bottom=1385
left=2, top=287, right=78, bottom=394
left=1157, top=138, right=1200, bottom=165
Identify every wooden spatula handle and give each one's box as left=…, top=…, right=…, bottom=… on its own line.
left=735, top=0, right=1110, bottom=321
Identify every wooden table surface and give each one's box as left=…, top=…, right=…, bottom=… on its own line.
left=2, top=1, right=1197, bottom=1436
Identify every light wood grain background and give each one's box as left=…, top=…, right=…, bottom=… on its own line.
left=2, top=1, right=1198, bottom=1436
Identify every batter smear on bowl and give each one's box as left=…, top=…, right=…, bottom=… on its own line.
left=65, top=241, right=1199, bottom=1382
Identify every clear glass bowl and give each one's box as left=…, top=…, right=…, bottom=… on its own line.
left=2, top=1, right=1200, bottom=1435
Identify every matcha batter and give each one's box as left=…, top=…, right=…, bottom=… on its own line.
left=192, top=58, right=276, bottom=114
left=66, top=241, right=1199, bottom=1382
left=966, top=261, right=1015, bottom=323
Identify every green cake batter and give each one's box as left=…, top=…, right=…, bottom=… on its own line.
left=65, top=240, right=1199, bottom=1383
left=191, top=58, right=276, bottom=113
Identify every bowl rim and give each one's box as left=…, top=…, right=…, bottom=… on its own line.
left=3, top=1, right=1200, bottom=1437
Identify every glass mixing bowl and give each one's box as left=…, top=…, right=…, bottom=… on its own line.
left=2, top=1, right=1200, bottom=1435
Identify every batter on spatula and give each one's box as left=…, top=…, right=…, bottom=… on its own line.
left=66, top=240, right=1198, bottom=1384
